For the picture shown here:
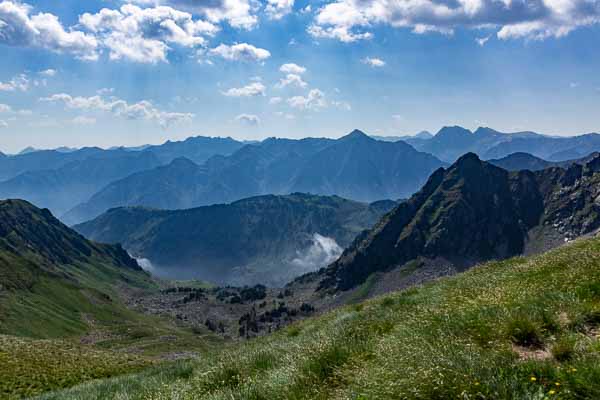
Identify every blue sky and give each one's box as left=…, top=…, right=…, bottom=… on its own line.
left=1, top=0, right=599, bottom=153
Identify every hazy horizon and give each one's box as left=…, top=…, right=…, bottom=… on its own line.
left=1, top=124, right=597, bottom=154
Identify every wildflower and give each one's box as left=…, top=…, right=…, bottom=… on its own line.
left=555, top=382, right=560, bottom=386
left=474, top=382, right=480, bottom=386
left=549, top=390, right=556, bottom=395
left=530, top=377, right=537, bottom=382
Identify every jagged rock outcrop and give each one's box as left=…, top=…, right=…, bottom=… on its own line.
left=320, top=153, right=600, bottom=291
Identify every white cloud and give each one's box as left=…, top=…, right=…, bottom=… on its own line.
left=307, top=24, right=373, bottom=42
left=476, top=35, right=491, bottom=46
left=222, top=81, right=266, bottom=97
left=361, top=57, right=385, bottom=67
left=301, top=5, right=312, bottom=14
left=269, top=96, right=283, bottom=104
left=266, top=0, right=294, bottom=20
left=39, top=69, right=57, bottom=77
left=309, top=0, right=600, bottom=42
left=287, top=89, right=327, bottom=110
left=0, top=74, right=29, bottom=92
left=280, top=63, right=306, bottom=74
left=291, top=233, right=343, bottom=274
left=0, top=103, right=31, bottom=116
left=235, top=113, right=260, bottom=125
left=277, top=73, right=308, bottom=88
left=0, top=1, right=99, bottom=60
left=41, top=93, right=193, bottom=127
left=208, top=42, right=271, bottom=62
left=332, top=100, right=351, bottom=111
left=97, top=87, right=115, bottom=95
left=79, top=5, right=218, bottom=64
left=0, top=120, right=8, bottom=128
left=129, top=0, right=258, bottom=29
left=569, top=82, right=580, bottom=88
left=71, top=116, right=97, bottom=125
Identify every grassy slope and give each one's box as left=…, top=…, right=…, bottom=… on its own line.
left=0, top=251, right=153, bottom=338
left=0, top=254, right=220, bottom=399
left=38, top=236, right=600, bottom=400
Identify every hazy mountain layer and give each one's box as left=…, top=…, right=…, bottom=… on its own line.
left=0, top=151, right=161, bottom=216
left=65, top=131, right=444, bottom=224
left=488, top=151, right=600, bottom=172
left=408, top=126, right=600, bottom=163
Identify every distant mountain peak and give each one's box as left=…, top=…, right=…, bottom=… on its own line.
left=18, top=146, right=38, bottom=155
left=342, top=129, right=371, bottom=141
left=473, top=127, right=502, bottom=136
left=415, top=131, right=433, bottom=139
left=436, top=126, right=473, bottom=137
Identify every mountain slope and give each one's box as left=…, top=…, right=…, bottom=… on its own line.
left=0, top=199, right=151, bottom=338
left=318, top=153, right=600, bottom=292
left=0, top=151, right=161, bottom=216
left=75, top=193, right=398, bottom=286
left=65, top=131, right=445, bottom=224
left=39, top=235, right=600, bottom=400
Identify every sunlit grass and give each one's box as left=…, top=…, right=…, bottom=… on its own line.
left=34, top=237, right=600, bottom=399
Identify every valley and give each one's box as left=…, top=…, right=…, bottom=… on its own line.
left=1, top=130, right=600, bottom=399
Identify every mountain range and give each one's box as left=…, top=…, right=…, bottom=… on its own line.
left=314, top=152, right=600, bottom=293
left=4, top=126, right=600, bottom=228
left=75, top=193, right=398, bottom=286
left=64, top=130, right=444, bottom=224
left=399, top=126, right=600, bottom=163
left=0, top=136, right=245, bottom=218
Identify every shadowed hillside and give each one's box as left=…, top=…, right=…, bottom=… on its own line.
left=75, top=193, right=398, bottom=286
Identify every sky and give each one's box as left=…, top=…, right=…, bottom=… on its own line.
left=0, top=0, right=599, bottom=153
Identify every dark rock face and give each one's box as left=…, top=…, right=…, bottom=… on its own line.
left=320, top=153, right=600, bottom=292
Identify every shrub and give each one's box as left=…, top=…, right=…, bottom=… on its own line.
left=506, top=315, right=543, bottom=348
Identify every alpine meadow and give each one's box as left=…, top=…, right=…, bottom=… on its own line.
left=1, top=0, right=600, bottom=399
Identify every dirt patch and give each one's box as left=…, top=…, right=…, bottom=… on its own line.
left=512, top=344, right=552, bottom=361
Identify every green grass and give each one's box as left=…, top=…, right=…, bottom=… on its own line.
left=0, top=252, right=222, bottom=399
left=0, top=335, right=152, bottom=400
left=36, top=236, right=600, bottom=399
